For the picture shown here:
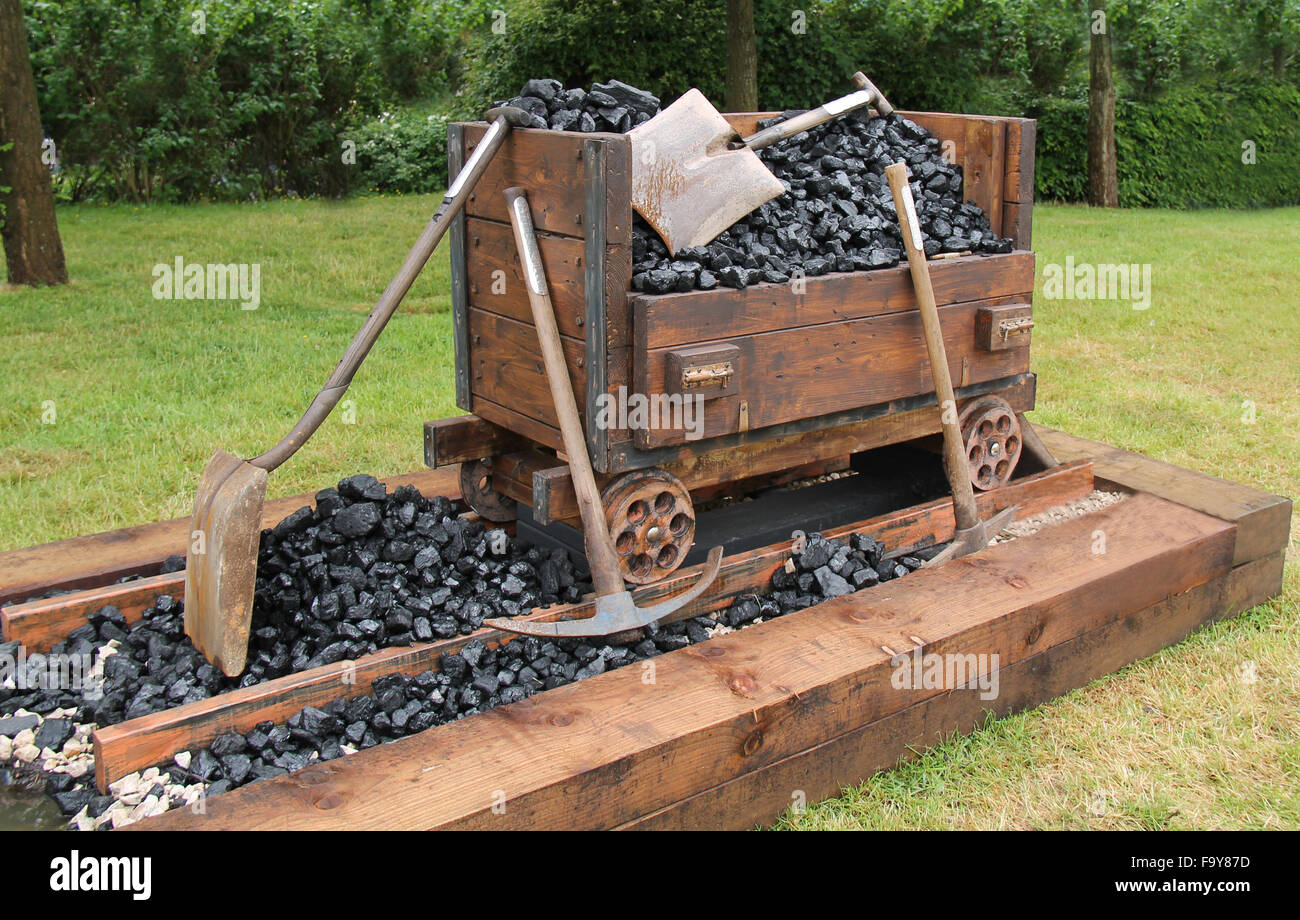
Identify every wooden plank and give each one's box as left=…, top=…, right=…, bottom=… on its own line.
left=423, top=415, right=529, bottom=469
left=469, top=307, right=594, bottom=431
left=136, top=493, right=1233, bottom=830
left=459, top=123, right=587, bottom=238
left=962, top=118, right=1005, bottom=231
left=448, top=123, right=473, bottom=409
left=471, top=394, right=564, bottom=454
left=1002, top=119, right=1036, bottom=248
left=2, top=572, right=184, bottom=652
left=0, top=468, right=464, bottom=609
left=622, top=549, right=1280, bottom=830
left=463, top=216, right=590, bottom=342
left=1038, top=428, right=1293, bottom=567
left=94, top=460, right=1090, bottom=793
left=634, top=296, right=1032, bottom=446
left=631, top=251, right=1035, bottom=351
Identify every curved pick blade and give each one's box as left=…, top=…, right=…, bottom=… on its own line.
left=485, top=546, right=724, bottom=638
left=925, top=504, right=1020, bottom=567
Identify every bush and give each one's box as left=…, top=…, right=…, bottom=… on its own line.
left=25, top=0, right=465, bottom=202
left=353, top=109, right=450, bottom=195
left=1032, top=78, right=1300, bottom=207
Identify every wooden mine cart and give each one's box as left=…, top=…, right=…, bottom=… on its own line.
left=427, top=110, right=1038, bottom=584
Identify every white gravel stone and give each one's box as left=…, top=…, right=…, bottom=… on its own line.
left=173, top=750, right=192, bottom=770
left=110, top=806, right=138, bottom=830
left=12, top=728, right=35, bottom=748
left=0, top=737, right=12, bottom=761
left=15, top=743, right=40, bottom=763
left=109, top=771, right=143, bottom=797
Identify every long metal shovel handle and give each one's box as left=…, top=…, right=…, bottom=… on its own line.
left=250, top=109, right=526, bottom=473
left=884, top=161, right=981, bottom=533
left=739, top=70, right=894, bottom=151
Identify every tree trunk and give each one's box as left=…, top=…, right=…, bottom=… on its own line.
left=1087, top=3, right=1119, bottom=208
left=725, top=0, right=758, bottom=112
left=0, top=0, right=68, bottom=286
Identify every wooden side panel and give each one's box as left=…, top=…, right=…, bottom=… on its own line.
left=463, top=217, right=588, bottom=341
left=632, top=251, right=1035, bottom=351
left=448, top=124, right=473, bottom=409
left=634, top=296, right=1032, bottom=446
left=963, top=118, right=1006, bottom=233
left=1002, top=119, right=1036, bottom=248
left=469, top=309, right=589, bottom=430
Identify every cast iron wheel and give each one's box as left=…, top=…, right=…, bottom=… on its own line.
left=601, top=468, right=695, bottom=585
left=958, top=396, right=1022, bottom=491
left=458, top=458, right=517, bottom=523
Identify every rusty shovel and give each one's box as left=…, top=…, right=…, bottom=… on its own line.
left=483, top=188, right=722, bottom=638
left=629, top=71, right=892, bottom=253
left=186, top=107, right=532, bottom=676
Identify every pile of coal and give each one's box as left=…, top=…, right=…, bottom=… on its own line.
left=630, top=109, right=1012, bottom=293
left=164, top=529, right=927, bottom=802
left=498, top=77, right=1011, bottom=292
left=496, top=77, right=660, bottom=132
left=0, top=475, right=590, bottom=735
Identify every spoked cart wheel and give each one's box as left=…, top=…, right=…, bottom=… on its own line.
left=958, top=396, right=1022, bottom=491
left=458, top=458, right=518, bottom=522
left=601, top=468, right=696, bottom=584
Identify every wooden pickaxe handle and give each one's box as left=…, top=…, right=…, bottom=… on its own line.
left=503, top=187, right=626, bottom=598
left=884, top=161, right=981, bottom=533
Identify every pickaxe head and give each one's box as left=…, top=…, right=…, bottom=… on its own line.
left=485, top=546, right=724, bottom=638
left=925, top=505, right=1020, bottom=566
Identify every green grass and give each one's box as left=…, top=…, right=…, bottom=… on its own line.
left=2, top=199, right=1296, bottom=828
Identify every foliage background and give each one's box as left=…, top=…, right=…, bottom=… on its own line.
left=20, top=0, right=1300, bottom=208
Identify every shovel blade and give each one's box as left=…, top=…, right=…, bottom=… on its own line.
left=184, top=449, right=268, bottom=676
left=629, top=89, right=786, bottom=254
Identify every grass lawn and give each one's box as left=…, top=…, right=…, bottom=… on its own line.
left=2, top=197, right=1296, bottom=829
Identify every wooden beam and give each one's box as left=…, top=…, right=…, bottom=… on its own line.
left=135, top=489, right=1232, bottom=830
left=2, top=572, right=183, bottom=652
left=0, top=468, right=464, bottom=608
left=1037, top=428, right=1292, bottom=566
left=621, top=549, right=1282, bottom=829
left=423, top=415, right=529, bottom=469
left=91, top=461, right=1092, bottom=793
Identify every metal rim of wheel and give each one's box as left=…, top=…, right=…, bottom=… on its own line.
left=601, top=468, right=695, bottom=585
left=458, top=458, right=517, bottom=523
left=958, top=396, right=1022, bottom=491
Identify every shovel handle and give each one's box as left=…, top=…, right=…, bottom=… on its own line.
left=503, top=188, right=626, bottom=598
left=250, top=111, right=522, bottom=472
left=740, top=71, right=893, bottom=151
left=884, top=161, right=980, bottom=532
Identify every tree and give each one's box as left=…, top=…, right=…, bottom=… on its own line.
left=1087, top=2, right=1119, bottom=207
left=0, top=0, right=68, bottom=285
left=725, top=0, right=757, bottom=112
